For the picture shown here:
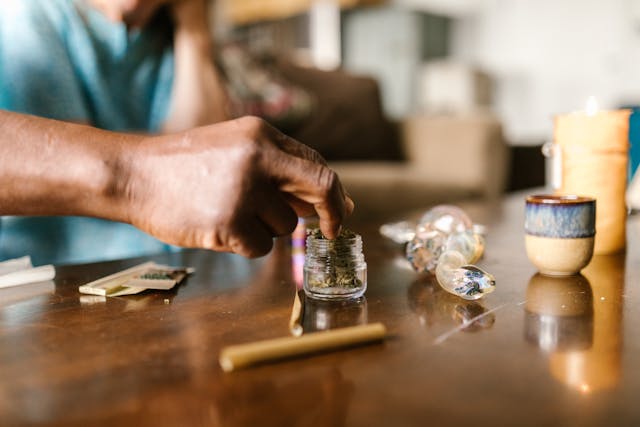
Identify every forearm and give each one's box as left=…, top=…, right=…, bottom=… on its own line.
left=0, top=110, right=134, bottom=221
left=162, top=1, right=231, bottom=133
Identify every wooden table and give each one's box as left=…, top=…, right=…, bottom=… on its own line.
left=1, top=192, right=639, bottom=426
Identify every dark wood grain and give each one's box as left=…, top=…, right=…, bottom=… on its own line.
left=1, top=192, right=639, bottom=426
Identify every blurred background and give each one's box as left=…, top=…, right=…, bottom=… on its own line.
left=212, top=0, right=640, bottom=219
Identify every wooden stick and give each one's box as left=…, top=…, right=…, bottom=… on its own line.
left=219, top=322, right=387, bottom=372
left=288, top=289, right=305, bottom=337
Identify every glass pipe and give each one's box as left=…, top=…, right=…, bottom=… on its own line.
left=403, top=205, right=496, bottom=300
left=435, top=250, right=496, bottom=301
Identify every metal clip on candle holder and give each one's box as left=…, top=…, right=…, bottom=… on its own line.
left=380, top=205, right=496, bottom=300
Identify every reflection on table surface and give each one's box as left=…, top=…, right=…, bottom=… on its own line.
left=408, top=274, right=495, bottom=333
left=541, top=255, right=625, bottom=393
left=0, top=192, right=638, bottom=426
left=303, top=296, right=368, bottom=333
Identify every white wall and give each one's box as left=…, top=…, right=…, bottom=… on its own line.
left=343, top=7, right=423, bottom=118
left=451, top=0, right=640, bottom=144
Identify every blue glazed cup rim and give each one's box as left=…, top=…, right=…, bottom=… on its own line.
left=526, top=194, right=595, bottom=205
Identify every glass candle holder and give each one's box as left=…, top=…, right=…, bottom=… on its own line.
left=553, top=108, right=630, bottom=254
left=303, top=232, right=367, bottom=300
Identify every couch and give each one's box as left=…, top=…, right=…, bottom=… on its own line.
left=277, top=61, right=510, bottom=221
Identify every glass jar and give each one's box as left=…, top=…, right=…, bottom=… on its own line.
left=303, top=232, right=367, bottom=300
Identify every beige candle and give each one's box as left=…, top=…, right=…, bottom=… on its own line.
left=554, top=101, right=630, bottom=254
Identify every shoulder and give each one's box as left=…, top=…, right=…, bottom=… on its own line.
left=0, top=1, right=75, bottom=64
left=0, top=0, right=75, bottom=24
left=0, top=0, right=76, bottom=34
left=0, top=0, right=89, bottom=120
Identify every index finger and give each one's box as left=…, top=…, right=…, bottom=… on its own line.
left=261, top=120, right=328, bottom=165
left=267, top=151, right=349, bottom=239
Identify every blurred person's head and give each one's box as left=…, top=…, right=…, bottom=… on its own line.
left=90, top=0, right=175, bottom=28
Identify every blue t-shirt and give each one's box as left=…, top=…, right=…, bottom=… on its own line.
left=0, top=0, right=177, bottom=265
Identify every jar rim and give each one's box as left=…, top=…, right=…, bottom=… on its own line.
left=307, top=235, right=361, bottom=243
left=526, top=194, right=595, bottom=205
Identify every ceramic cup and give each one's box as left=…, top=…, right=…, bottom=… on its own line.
left=525, top=194, right=596, bottom=276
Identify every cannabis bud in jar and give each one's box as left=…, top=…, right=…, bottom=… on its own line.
left=303, top=228, right=367, bottom=300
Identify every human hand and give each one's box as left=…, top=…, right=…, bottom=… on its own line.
left=89, top=0, right=171, bottom=27
left=170, top=0, right=210, bottom=32
left=121, top=116, right=353, bottom=257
